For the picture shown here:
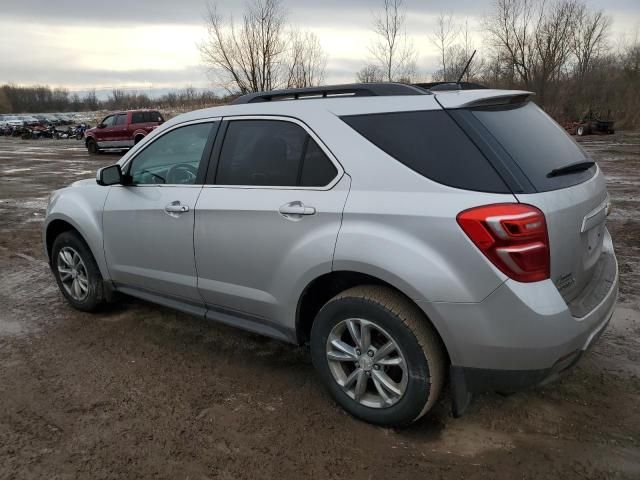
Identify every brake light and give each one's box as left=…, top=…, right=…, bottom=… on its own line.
left=457, top=204, right=549, bottom=282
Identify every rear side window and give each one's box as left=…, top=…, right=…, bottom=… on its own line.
left=216, top=120, right=338, bottom=187
left=341, top=110, right=509, bottom=193
left=132, top=111, right=164, bottom=124
left=469, top=102, right=595, bottom=192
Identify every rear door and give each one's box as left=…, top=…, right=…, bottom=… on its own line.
left=452, top=100, right=608, bottom=304
left=194, top=117, right=349, bottom=335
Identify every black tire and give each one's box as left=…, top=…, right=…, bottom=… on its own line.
left=576, top=125, right=586, bottom=136
left=310, top=285, right=446, bottom=427
left=134, top=134, right=144, bottom=145
left=51, top=231, right=105, bottom=312
left=86, top=138, right=100, bottom=155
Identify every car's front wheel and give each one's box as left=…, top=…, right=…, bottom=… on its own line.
left=310, top=285, right=446, bottom=427
left=51, top=231, right=105, bottom=312
left=86, top=138, right=100, bottom=155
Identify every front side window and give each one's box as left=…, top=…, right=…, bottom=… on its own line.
left=127, top=122, right=216, bottom=185
left=115, top=114, right=127, bottom=125
left=101, top=115, right=116, bottom=127
left=215, top=119, right=337, bottom=187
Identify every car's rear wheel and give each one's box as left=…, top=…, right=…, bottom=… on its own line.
left=86, top=138, right=100, bottom=154
left=310, top=285, right=446, bottom=427
left=577, top=125, right=586, bottom=136
left=51, top=231, right=105, bottom=312
left=134, top=134, right=145, bottom=145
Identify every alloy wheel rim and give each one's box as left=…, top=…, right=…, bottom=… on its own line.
left=57, top=247, right=89, bottom=301
left=326, top=318, right=408, bottom=408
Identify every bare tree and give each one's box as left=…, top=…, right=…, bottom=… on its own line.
left=199, top=0, right=288, bottom=93
left=285, top=30, right=327, bottom=88
left=432, top=19, right=483, bottom=82
left=369, top=0, right=416, bottom=82
left=430, top=12, right=459, bottom=81
left=484, top=0, right=581, bottom=105
left=571, top=7, right=610, bottom=80
left=356, top=64, right=385, bottom=83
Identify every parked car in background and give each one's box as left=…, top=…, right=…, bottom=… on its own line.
left=44, top=83, right=617, bottom=427
left=84, top=109, right=164, bottom=154
left=2, top=115, right=25, bottom=127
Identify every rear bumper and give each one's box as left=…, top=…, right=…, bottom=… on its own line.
left=417, top=229, right=618, bottom=413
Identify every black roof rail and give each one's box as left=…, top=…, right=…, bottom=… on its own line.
left=230, top=82, right=430, bottom=105
left=413, top=81, right=487, bottom=91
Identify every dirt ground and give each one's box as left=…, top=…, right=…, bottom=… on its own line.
left=0, top=134, right=639, bottom=479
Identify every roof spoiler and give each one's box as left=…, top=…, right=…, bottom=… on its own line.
left=436, top=91, right=535, bottom=109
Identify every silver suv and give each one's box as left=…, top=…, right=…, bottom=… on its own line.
left=43, top=83, right=618, bottom=426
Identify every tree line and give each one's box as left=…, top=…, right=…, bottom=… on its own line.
left=1, top=0, right=639, bottom=127
left=0, top=85, right=230, bottom=115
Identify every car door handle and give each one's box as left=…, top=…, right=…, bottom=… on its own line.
left=279, top=201, right=316, bottom=217
left=165, top=201, right=189, bottom=213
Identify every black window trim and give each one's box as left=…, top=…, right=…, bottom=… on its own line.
left=118, top=118, right=221, bottom=187
left=203, top=115, right=344, bottom=191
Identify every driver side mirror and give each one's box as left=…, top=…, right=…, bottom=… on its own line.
left=96, top=164, right=124, bottom=186
left=97, top=123, right=106, bottom=129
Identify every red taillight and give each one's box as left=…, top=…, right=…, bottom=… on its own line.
left=457, top=203, right=550, bottom=282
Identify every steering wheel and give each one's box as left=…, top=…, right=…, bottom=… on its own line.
left=166, top=163, right=198, bottom=184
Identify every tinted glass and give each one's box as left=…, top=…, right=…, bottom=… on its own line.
left=300, top=138, right=338, bottom=187
left=341, top=110, right=508, bottom=192
left=148, top=111, right=164, bottom=123
left=102, top=115, right=116, bottom=127
left=131, top=112, right=144, bottom=123
left=128, top=122, right=215, bottom=185
left=115, top=114, right=127, bottom=125
left=216, top=120, right=307, bottom=186
left=470, top=102, right=595, bottom=191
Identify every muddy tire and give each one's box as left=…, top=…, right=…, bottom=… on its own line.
left=51, top=231, right=105, bottom=312
left=310, top=285, right=446, bottom=427
left=86, top=138, right=100, bottom=155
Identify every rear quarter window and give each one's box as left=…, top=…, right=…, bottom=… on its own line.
left=341, top=110, right=509, bottom=193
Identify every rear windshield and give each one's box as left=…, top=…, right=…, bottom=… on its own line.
left=341, top=110, right=509, bottom=193
left=469, top=102, right=595, bottom=192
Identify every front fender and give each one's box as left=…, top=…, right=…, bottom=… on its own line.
left=44, top=181, right=110, bottom=280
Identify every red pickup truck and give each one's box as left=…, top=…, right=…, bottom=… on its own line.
left=85, top=109, right=164, bottom=154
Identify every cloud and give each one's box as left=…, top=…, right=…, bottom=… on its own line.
left=0, top=0, right=637, bottom=89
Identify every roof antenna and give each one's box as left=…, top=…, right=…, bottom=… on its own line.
left=457, top=50, right=477, bottom=84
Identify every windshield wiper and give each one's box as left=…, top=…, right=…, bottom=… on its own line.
left=546, top=161, right=595, bottom=178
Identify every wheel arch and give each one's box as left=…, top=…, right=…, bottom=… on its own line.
left=44, top=211, right=110, bottom=281
left=295, top=270, right=451, bottom=365
left=133, top=130, right=147, bottom=143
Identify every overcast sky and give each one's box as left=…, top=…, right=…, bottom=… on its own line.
left=1, top=0, right=638, bottom=94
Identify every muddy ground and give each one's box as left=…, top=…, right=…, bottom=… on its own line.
left=0, top=134, right=639, bottom=479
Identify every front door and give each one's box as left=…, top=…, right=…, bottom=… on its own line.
left=194, top=118, right=349, bottom=334
left=95, top=114, right=117, bottom=146
left=103, top=120, right=218, bottom=302
left=111, top=112, right=131, bottom=148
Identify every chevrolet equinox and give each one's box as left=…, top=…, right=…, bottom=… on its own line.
left=43, top=83, right=618, bottom=426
